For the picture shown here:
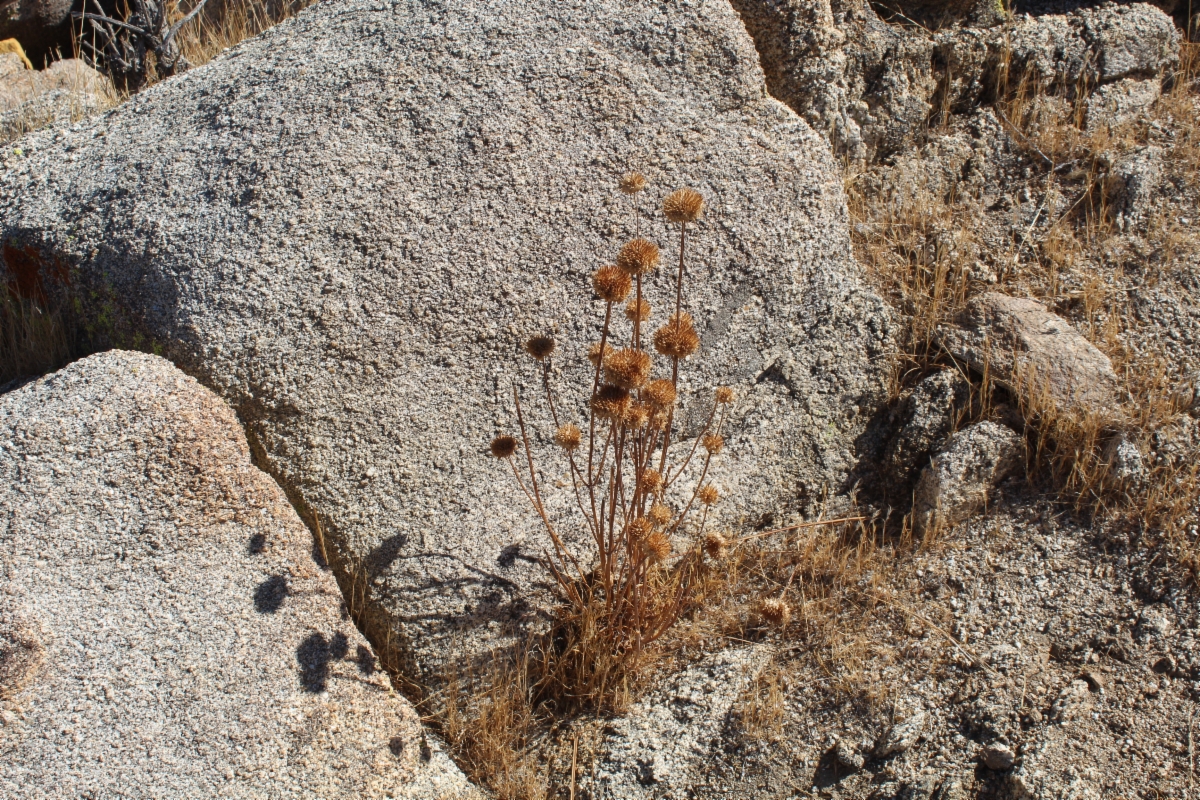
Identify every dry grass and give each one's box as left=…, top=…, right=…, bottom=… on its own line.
left=0, top=293, right=74, bottom=386
left=847, top=39, right=1200, bottom=556
left=171, top=0, right=316, bottom=74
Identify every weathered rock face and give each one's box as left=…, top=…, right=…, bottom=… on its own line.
left=937, top=293, right=1120, bottom=417
left=589, top=646, right=772, bottom=798
left=0, top=0, right=893, bottom=683
left=0, top=351, right=478, bottom=799
left=731, top=1, right=1179, bottom=159
left=0, top=53, right=113, bottom=141
left=729, top=0, right=937, bottom=160
left=912, top=420, right=1023, bottom=534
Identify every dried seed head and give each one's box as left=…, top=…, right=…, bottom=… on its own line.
left=755, top=597, right=791, bottom=628
left=604, top=348, right=653, bottom=390
left=644, top=378, right=677, bottom=409
left=591, top=384, right=631, bottom=420
left=622, top=403, right=651, bottom=430
left=663, top=188, right=704, bottom=224
left=704, top=531, right=729, bottom=560
left=490, top=435, right=518, bottom=459
left=698, top=484, right=719, bottom=505
left=702, top=433, right=724, bottom=455
left=619, top=172, right=647, bottom=195
left=715, top=386, right=734, bottom=405
left=624, top=297, right=651, bottom=323
left=525, top=336, right=556, bottom=361
left=647, top=502, right=672, bottom=527
left=587, top=341, right=609, bottom=368
left=554, top=423, right=582, bottom=451
left=639, top=469, right=663, bottom=495
left=649, top=410, right=671, bottom=430
left=593, top=265, right=631, bottom=303
left=626, top=517, right=654, bottom=542
left=617, top=238, right=660, bottom=276
left=653, top=313, right=700, bottom=359
left=644, top=531, right=672, bottom=562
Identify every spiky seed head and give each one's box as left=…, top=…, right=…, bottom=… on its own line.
left=715, top=386, right=734, bottom=404
left=490, top=435, right=518, bottom=459
left=593, top=265, right=631, bottom=303
left=554, top=423, right=582, bottom=451
left=626, top=517, right=654, bottom=542
left=755, top=597, right=791, bottom=628
left=653, top=313, right=700, bottom=359
left=647, top=502, right=672, bottom=527
left=617, top=238, right=660, bottom=276
left=591, top=384, right=631, bottom=420
left=639, top=469, right=663, bottom=495
left=587, top=341, right=609, bottom=368
left=704, top=531, right=729, bottom=560
left=644, top=378, right=677, bottom=409
left=698, top=484, right=719, bottom=505
left=604, top=348, right=653, bottom=390
left=644, top=531, right=672, bottom=562
left=622, top=402, right=651, bottom=430
left=663, top=188, right=704, bottom=224
left=525, top=336, right=556, bottom=361
left=702, top=434, right=724, bottom=455
left=619, top=172, right=647, bottom=194
left=649, top=409, right=671, bottom=430
left=624, top=298, right=651, bottom=323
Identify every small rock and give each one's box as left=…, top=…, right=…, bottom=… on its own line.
left=884, top=369, right=973, bottom=483
left=1105, top=145, right=1164, bottom=230
left=912, top=421, right=1023, bottom=535
left=1137, top=605, right=1174, bottom=638
left=834, top=738, right=865, bottom=770
left=1050, top=679, right=1094, bottom=724
left=1086, top=78, right=1161, bottom=131
left=875, top=709, right=927, bottom=757
left=937, top=293, right=1120, bottom=416
left=1102, top=432, right=1146, bottom=488
left=981, top=741, right=1016, bottom=770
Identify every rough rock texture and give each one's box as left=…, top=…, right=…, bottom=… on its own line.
left=912, top=420, right=1023, bottom=534
left=0, top=53, right=113, bottom=141
left=733, top=1, right=1178, bottom=159
left=0, top=0, right=893, bottom=682
left=0, top=351, right=478, bottom=799
left=883, top=369, right=973, bottom=484
left=1086, top=76, right=1161, bottom=130
left=937, top=293, right=1120, bottom=416
left=729, top=0, right=937, bottom=160
left=589, top=646, right=772, bottom=798
left=1105, top=144, right=1164, bottom=229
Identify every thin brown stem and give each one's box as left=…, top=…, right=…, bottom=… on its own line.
left=675, top=224, right=686, bottom=317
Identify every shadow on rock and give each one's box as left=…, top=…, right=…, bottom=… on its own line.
left=296, top=631, right=349, bottom=693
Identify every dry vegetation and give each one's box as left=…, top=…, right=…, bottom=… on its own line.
left=847, top=38, right=1200, bottom=558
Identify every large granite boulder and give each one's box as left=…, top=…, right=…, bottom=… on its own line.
left=0, top=0, right=892, bottom=684
left=0, top=351, right=478, bottom=798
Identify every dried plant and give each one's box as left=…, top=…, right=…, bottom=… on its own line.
left=488, top=174, right=733, bottom=710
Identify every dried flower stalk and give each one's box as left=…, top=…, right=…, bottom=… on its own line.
left=490, top=176, right=733, bottom=708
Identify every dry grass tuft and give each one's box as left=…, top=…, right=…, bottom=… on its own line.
left=172, top=0, right=316, bottom=76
